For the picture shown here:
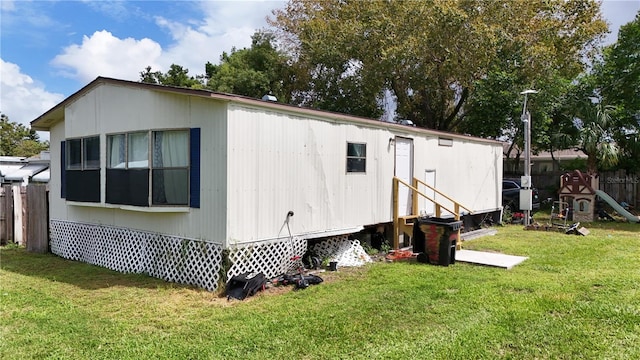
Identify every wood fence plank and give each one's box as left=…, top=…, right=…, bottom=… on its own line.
left=1, top=185, right=14, bottom=245
left=0, top=186, right=5, bottom=245
left=13, top=186, right=25, bottom=246
left=26, top=184, right=48, bottom=253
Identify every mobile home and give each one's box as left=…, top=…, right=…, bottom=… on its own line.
left=32, top=77, right=503, bottom=290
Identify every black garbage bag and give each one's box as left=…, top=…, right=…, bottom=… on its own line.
left=226, top=272, right=267, bottom=300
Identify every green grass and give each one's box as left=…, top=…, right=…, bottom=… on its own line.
left=1, top=222, right=640, bottom=359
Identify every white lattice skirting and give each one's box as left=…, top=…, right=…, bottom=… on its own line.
left=226, top=235, right=372, bottom=280
left=50, top=220, right=223, bottom=291
left=312, top=235, right=372, bottom=267
left=227, top=236, right=308, bottom=281
left=50, top=220, right=370, bottom=291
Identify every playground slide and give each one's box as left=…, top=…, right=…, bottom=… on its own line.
left=595, top=190, right=640, bottom=223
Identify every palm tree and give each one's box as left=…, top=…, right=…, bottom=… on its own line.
left=575, top=101, right=619, bottom=174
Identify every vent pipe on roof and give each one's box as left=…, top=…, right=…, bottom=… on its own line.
left=261, top=94, right=277, bottom=102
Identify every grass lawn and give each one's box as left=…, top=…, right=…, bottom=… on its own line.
left=1, top=221, right=640, bottom=359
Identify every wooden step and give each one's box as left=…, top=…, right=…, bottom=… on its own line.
left=398, top=215, right=417, bottom=237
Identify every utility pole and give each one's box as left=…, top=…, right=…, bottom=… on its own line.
left=520, top=90, right=538, bottom=227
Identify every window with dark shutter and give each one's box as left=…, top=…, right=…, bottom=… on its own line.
left=65, top=136, right=100, bottom=202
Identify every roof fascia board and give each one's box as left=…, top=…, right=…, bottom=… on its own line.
left=30, top=77, right=501, bottom=146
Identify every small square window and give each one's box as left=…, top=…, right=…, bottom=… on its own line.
left=347, top=142, right=366, bottom=173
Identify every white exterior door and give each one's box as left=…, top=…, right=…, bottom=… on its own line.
left=420, top=169, right=436, bottom=216
left=395, top=137, right=414, bottom=216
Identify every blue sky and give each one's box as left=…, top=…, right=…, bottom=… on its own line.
left=1, top=0, right=639, bottom=140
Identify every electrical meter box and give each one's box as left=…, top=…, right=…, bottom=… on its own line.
left=519, top=189, right=532, bottom=210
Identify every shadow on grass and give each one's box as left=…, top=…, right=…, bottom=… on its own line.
left=0, top=246, right=192, bottom=291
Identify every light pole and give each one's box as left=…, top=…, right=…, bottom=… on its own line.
left=520, top=89, right=538, bottom=226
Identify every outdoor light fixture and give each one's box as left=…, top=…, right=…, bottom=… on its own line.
left=520, top=89, right=538, bottom=226
left=388, top=137, right=395, bottom=146
left=520, top=89, right=538, bottom=120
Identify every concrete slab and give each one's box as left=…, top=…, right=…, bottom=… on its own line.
left=455, top=249, right=528, bottom=269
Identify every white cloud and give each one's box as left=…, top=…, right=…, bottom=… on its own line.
left=154, top=1, right=285, bottom=75
left=0, top=1, right=286, bottom=143
left=153, top=17, right=223, bottom=75
left=80, top=0, right=130, bottom=20
left=48, top=2, right=285, bottom=81
left=50, top=30, right=163, bottom=82
left=0, top=59, right=64, bottom=139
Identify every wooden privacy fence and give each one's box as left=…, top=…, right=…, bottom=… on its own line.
left=508, top=171, right=639, bottom=209
left=0, top=184, right=49, bottom=253
left=599, top=171, right=639, bottom=209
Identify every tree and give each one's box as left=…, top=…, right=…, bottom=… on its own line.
left=163, top=64, right=202, bottom=88
left=139, top=64, right=202, bottom=88
left=593, top=11, right=640, bottom=173
left=205, top=31, right=293, bottom=102
left=0, top=112, right=49, bottom=157
left=139, top=31, right=299, bottom=102
left=464, top=71, right=584, bottom=172
left=139, top=66, right=164, bottom=84
left=577, top=101, right=619, bottom=174
left=596, top=11, right=640, bottom=126
left=269, top=0, right=607, bottom=131
left=615, top=131, right=640, bottom=173
left=553, top=99, right=619, bottom=174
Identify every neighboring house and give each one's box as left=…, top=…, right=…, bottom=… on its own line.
left=0, top=153, right=50, bottom=185
left=31, top=77, right=503, bottom=291
left=503, top=143, right=586, bottom=174
left=1, top=153, right=49, bottom=247
left=529, top=149, right=587, bottom=174
left=0, top=156, right=27, bottom=184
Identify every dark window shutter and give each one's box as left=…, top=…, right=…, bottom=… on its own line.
left=189, top=128, right=201, bottom=208
left=60, top=141, right=66, bottom=198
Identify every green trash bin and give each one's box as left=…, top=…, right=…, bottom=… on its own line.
left=413, top=217, right=461, bottom=266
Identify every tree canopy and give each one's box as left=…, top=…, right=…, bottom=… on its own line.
left=140, top=64, right=202, bottom=88
left=136, top=2, right=640, bottom=173
left=568, top=100, right=619, bottom=174
left=0, top=112, right=49, bottom=157
left=204, top=31, right=293, bottom=102
left=593, top=10, right=640, bottom=172
left=140, top=31, right=292, bottom=101
left=597, top=11, right=640, bottom=125
left=269, top=0, right=607, bottom=131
